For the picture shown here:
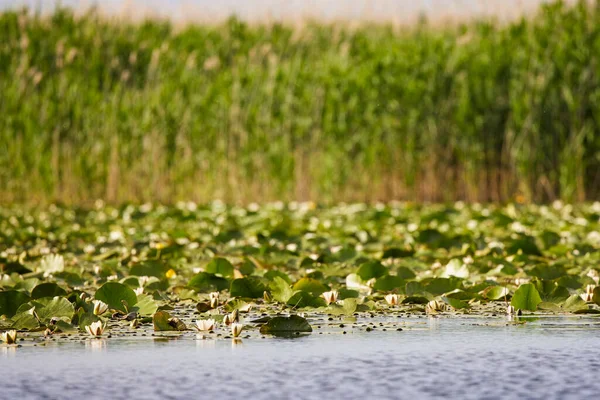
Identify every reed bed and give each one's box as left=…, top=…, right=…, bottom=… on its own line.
left=0, top=1, right=599, bottom=205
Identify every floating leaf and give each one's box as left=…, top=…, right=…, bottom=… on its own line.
left=356, top=261, right=387, bottom=280
left=511, top=283, right=542, bottom=311
left=292, top=278, right=328, bottom=296
left=133, top=294, right=158, bottom=316
left=95, top=282, right=138, bottom=313
left=31, top=283, right=67, bottom=299
left=230, top=277, right=267, bottom=298
left=187, top=272, right=229, bottom=292
left=270, top=277, right=294, bottom=303
left=204, top=257, right=234, bottom=278
left=0, top=290, right=31, bottom=318
left=259, top=315, right=312, bottom=335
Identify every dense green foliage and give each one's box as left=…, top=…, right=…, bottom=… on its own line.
left=0, top=1, right=599, bottom=204
left=1, top=201, right=600, bottom=338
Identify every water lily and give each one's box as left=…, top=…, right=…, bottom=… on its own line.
left=134, top=287, right=144, bottom=296
left=39, top=254, right=64, bottom=277
left=506, top=305, right=516, bottom=315
left=426, top=300, right=446, bottom=314
left=223, top=309, right=239, bottom=325
left=385, top=294, right=399, bottom=306
left=93, top=300, right=109, bottom=316
left=1, top=330, right=17, bottom=344
left=231, top=323, right=243, bottom=338
left=322, top=290, right=338, bottom=305
left=209, top=292, right=219, bottom=308
left=85, top=321, right=106, bottom=336
left=581, top=285, right=595, bottom=302
left=195, top=319, right=216, bottom=332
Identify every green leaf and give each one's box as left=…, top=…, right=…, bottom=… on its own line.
left=204, top=257, right=234, bottom=278
left=11, top=306, right=40, bottom=330
left=133, top=294, right=158, bottom=316
left=423, top=277, right=463, bottom=295
left=511, top=283, right=542, bottom=311
left=187, top=272, right=229, bottom=292
left=563, top=294, right=586, bottom=311
left=483, top=286, right=510, bottom=300
left=270, top=277, right=295, bottom=303
left=130, top=260, right=170, bottom=278
left=373, top=275, right=405, bottom=292
left=0, top=290, right=31, bottom=318
left=356, top=261, right=387, bottom=280
left=95, top=282, right=138, bottom=313
left=442, top=296, right=470, bottom=310
left=259, top=315, right=312, bottom=335
left=292, top=278, right=328, bottom=296
left=152, top=310, right=187, bottom=331
left=287, top=290, right=326, bottom=308
left=30, top=296, right=75, bottom=324
left=230, top=277, right=266, bottom=298
left=31, top=283, right=67, bottom=299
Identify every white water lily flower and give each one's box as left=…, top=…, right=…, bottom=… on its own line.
left=93, top=300, right=109, bottom=316
left=39, top=254, right=64, bottom=277
left=581, top=285, right=595, bottom=302
left=426, top=300, right=446, bottom=314
left=506, top=305, right=516, bottom=315
left=322, top=290, right=339, bottom=305
left=231, top=323, right=243, bottom=338
left=195, top=319, right=216, bottom=332
left=1, top=330, right=17, bottom=344
left=223, top=314, right=233, bottom=326
left=85, top=321, right=106, bottom=336
left=134, top=287, right=144, bottom=296
left=385, top=294, right=399, bottom=306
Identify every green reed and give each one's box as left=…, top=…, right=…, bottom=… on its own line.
left=0, top=1, right=599, bottom=205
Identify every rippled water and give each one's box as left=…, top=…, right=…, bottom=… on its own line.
left=2, top=317, right=599, bottom=399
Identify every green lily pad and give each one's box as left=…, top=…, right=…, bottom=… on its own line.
left=259, top=315, right=312, bottom=335
left=0, top=290, right=31, bottom=318
left=292, top=278, right=328, bottom=296
left=356, top=261, right=387, bottom=280
left=95, top=282, right=138, bottom=313
left=270, top=276, right=295, bottom=303
left=31, top=283, right=67, bottom=299
left=187, top=272, right=229, bottom=292
left=204, top=257, right=234, bottom=278
left=511, top=283, right=542, bottom=311
left=230, top=277, right=266, bottom=298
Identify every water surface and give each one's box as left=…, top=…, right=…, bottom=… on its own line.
left=2, top=317, right=598, bottom=399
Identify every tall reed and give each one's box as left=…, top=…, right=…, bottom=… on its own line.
left=0, top=1, right=598, bottom=205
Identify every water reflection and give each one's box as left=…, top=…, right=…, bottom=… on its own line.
left=85, top=339, right=107, bottom=353
left=0, top=345, right=17, bottom=357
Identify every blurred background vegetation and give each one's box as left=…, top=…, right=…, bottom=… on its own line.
left=0, top=1, right=599, bottom=205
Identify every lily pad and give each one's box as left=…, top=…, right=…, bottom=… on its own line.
left=259, top=315, right=312, bottom=335
left=0, top=290, right=31, bottom=318
left=95, top=282, right=138, bottom=313
left=511, top=283, right=542, bottom=311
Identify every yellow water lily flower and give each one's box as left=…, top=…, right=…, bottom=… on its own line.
left=85, top=321, right=106, bottom=336
left=195, top=319, right=216, bottom=332
left=165, top=269, right=177, bottom=279
left=93, top=300, right=109, bottom=316
left=1, top=330, right=17, bottom=344
left=385, top=294, right=399, bottom=306
left=322, top=290, right=338, bottom=305
left=231, top=323, right=243, bottom=338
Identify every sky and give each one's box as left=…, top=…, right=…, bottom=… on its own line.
left=0, top=0, right=566, bottom=24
